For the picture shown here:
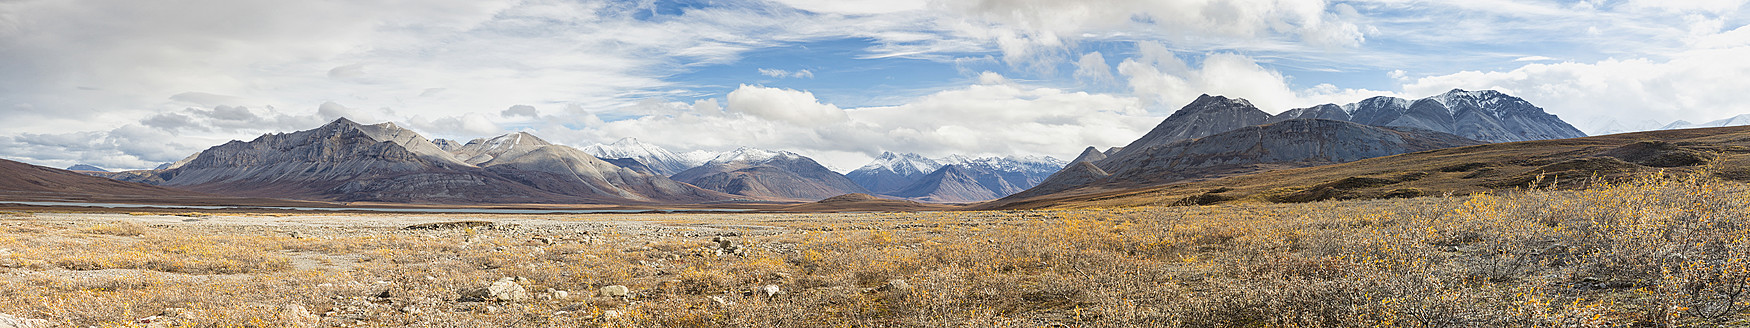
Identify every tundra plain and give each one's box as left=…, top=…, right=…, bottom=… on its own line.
left=2, top=172, right=1749, bottom=327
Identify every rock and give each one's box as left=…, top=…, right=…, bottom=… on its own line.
left=713, top=236, right=734, bottom=249
left=459, top=277, right=530, bottom=302
left=274, top=305, right=320, bottom=327
left=545, top=288, right=570, bottom=300
left=757, top=285, right=783, bottom=297
left=602, top=310, right=624, bottom=320
left=709, top=295, right=731, bottom=306
left=878, top=279, right=912, bottom=293
left=0, top=313, right=43, bottom=326
left=599, top=285, right=631, bottom=298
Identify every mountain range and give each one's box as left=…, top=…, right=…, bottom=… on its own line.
left=100, top=119, right=733, bottom=204
left=1268, top=89, right=1586, bottom=143
left=843, top=152, right=1065, bottom=203
left=23, top=88, right=1667, bottom=209
left=671, top=148, right=869, bottom=201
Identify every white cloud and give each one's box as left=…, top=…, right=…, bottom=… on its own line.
left=501, top=105, right=540, bottom=118
left=526, top=79, right=1154, bottom=170
left=1073, top=52, right=1115, bottom=84
left=1116, top=41, right=1394, bottom=113
left=1401, top=43, right=1750, bottom=131
left=940, top=0, right=1365, bottom=67
left=758, top=68, right=816, bottom=79
left=725, top=85, right=848, bottom=125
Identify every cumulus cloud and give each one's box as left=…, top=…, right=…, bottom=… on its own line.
left=725, top=85, right=848, bottom=125
left=536, top=78, right=1155, bottom=169
left=1116, top=42, right=1393, bottom=113
left=1073, top=52, right=1115, bottom=84
left=501, top=105, right=540, bottom=118
left=1401, top=43, right=1750, bottom=132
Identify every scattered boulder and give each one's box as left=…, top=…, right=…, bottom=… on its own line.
left=459, top=277, right=530, bottom=302
left=0, top=313, right=46, bottom=328
left=712, top=236, right=746, bottom=256
left=404, top=220, right=494, bottom=230
left=755, top=285, right=783, bottom=297
left=600, top=285, right=632, bottom=298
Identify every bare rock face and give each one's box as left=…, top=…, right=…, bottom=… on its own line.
left=1111, top=94, right=1272, bottom=158
left=481, top=145, right=730, bottom=203
left=845, top=152, right=942, bottom=194
left=1069, top=146, right=1107, bottom=164
left=1279, top=89, right=1587, bottom=143
left=126, top=118, right=731, bottom=204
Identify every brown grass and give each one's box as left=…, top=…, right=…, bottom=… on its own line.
left=2, top=171, right=1749, bottom=326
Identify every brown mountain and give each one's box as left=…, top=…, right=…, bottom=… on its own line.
left=113, top=119, right=731, bottom=204
left=987, top=125, right=1750, bottom=210
left=1001, top=118, right=1483, bottom=205
left=1108, top=94, right=1271, bottom=158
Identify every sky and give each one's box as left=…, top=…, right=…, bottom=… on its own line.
left=3, top=0, right=1750, bottom=172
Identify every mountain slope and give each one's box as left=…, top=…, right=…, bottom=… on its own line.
left=449, top=132, right=551, bottom=165
left=986, top=125, right=1750, bottom=210
left=671, top=148, right=868, bottom=201
left=580, top=138, right=699, bottom=176
left=114, top=118, right=729, bottom=204
left=1113, top=94, right=1271, bottom=157
left=1069, top=147, right=1107, bottom=164
left=0, top=158, right=318, bottom=206
left=886, top=165, right=1005, bottom=203
left=1009, top=119, right=1483, bottom=202
left=1288, top=89, right=1586, bottom=143
left=885, top=155, right=1065, bottom=203
left=478, top=145, right=731, bottom=203
left=845, top=152, right=942, bottom=194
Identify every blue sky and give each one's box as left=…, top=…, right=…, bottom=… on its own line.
left=3, top=0, right=1749, bottom=171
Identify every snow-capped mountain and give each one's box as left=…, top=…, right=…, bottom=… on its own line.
left=855, top=153, right=1067, bottom=203
left=1273, top=89, right=1585, bottom=143
left=98, top=118, right=731, bottom=204
left=449, top=132, right=550, bottom=165
left=670, top=147, right=868, bottom=201
left=1661, top=114, right=1750, bottom=130
left=580, top=137, right=698, bottom=176
left=845, top=152, right=943, bottom=194
left=66, top=164, right=108, bottom=172
left=1583, top=118, right=1665, bottom=136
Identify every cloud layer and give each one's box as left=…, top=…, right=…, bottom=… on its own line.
left=3, top=0, right=1749, bottom=170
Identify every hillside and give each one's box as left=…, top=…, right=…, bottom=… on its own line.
left=1012, top=119, right=1483, bottom=201
left=986, top=125, right=1750, bottom=209
left=0, top=158, right=320, bottom=206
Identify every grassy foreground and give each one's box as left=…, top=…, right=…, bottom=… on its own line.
left=2, top=172, right=1748, bottom=327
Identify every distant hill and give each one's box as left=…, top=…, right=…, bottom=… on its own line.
left=0, top=158, right=317, bottom=206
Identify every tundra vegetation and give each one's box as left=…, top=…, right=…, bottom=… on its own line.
left=1, top=171, right=1747, bottom=327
